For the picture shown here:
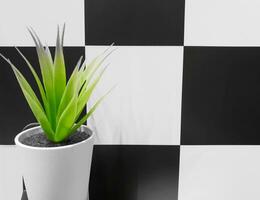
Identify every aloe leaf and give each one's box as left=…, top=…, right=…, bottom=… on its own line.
left=83, top=47, right=115, bottom=85
left=28, top=28, right=54, bottom=79
left=0, top=54, right=41, bottom=107
left=27, top=28, right=54, bottom=91
left=22, top=89, right=54, bottom=141
left=61, top=23, right=66, bottom=46
left=15, top=47, right=47, bottom=105
left=76, top=65, right=108, bottom=120
left=70, top=100, right=101, bottom=134
left=78, top=47, right=115, bottom=98
left=44, top=44, right=54, bottom=68
left=54, top=26, right=66, bottom=109
left=77, top=60, right=87, bottom=93
left=42, top=45, right=56, bottom=122
left=71, top=86, right=115, bottom=134
left=83, top=44, right=114, bottom=82
left=0, top=54, right=54, bottom=139
left=56, top=57, right=82, bottom=120
left=78, top=57, right=108, bottom=98
left=28, top=28, right=56, bottom=129
left=75, top=47, right=115, bottom=119
left=15, top=47, right=51, bottom=119
left=55, top=94, right=77, bottom=142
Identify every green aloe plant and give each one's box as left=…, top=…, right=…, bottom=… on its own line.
left=0, top=25, right=113, bottom=143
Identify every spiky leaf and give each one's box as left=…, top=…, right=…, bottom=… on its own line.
left=54, top=26, right=66, bottom=109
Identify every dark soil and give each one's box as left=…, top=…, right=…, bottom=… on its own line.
left=20, top=131, right=90, bottom=147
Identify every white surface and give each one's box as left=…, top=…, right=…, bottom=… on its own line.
left=15, top=126, right=94, bottom=200
left=0, top=0, right=84, bottom=46
left=184, top=0, right=260, bottom=46
left=0, top=145, right=22, bottom=200
left=178, top=146, right=260, bottom=200
left=86, top=46, right=183, bottom=145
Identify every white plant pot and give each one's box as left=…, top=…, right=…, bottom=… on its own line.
left=15, top=125, right=94, bottom=200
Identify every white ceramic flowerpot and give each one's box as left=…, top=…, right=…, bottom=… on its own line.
left=15, top=125, right=94, bottom=200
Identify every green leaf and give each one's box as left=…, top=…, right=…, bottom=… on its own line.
left=15, top=47, right=50, bottom=114
left=71, top=86, right=115, bottom=133
left=0, top=54, right=54, bottom=140
left=54, top=25, right=66, bottom=110
left=56, top=56, right=82, bottom=120
left=28, top=28, right=56, bottom=129
left=0, top=55, right=41, bottom=108
left=55, top=94, right=77, bottom=142
left=78, top=47, right=115, bottom=101
left=77, top=60, right=87, bottom=93
left=76, top=65, right=108, bottom=120
left=83, top=47, right=114, bottom=86
left=22, top=89, right=54, bottom=141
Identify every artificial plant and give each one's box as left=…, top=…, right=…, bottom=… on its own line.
left=0, top=25, right=113, bottom=143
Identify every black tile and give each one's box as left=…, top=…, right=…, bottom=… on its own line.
left=89, top=145, right=180, bottom=200
left=85, top=0, right=185, bottom=45
left=181, top=47, right=260, bottom=145
left=0, top=46, right=85, bottom=145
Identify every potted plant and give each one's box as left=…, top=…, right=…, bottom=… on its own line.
left=0, top=25, right=113, bottom=200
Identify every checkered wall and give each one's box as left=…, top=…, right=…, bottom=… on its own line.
left=1, top=0, right=260, bottom=199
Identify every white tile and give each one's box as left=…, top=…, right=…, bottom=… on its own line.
left=185, top=0, right=260, bottom=46
left=0, top=146, right=22, bottom=199
left=85, top=46, right=183, bottom=145
left=178, top=146, right=260, bottom=200
left=0, top=0, right=84, bottom=46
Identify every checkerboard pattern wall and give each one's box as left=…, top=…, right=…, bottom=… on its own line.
left=1, top=0, right=260, bottom=199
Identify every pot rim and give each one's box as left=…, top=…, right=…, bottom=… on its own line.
left=14, top=125, right=94, bottom=150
